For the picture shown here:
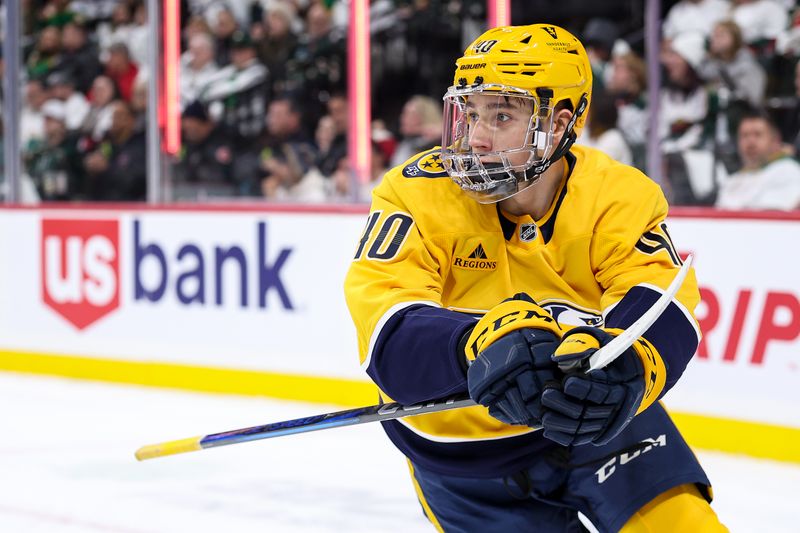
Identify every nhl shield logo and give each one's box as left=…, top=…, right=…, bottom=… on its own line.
left=520, top=223, right=537, bottom=242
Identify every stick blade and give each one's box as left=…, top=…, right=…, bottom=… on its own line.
left=135, top=436, right=204, bottom=461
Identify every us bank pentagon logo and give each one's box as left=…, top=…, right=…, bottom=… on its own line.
left=453, top=243, right=497, bottom=271
left=41, top=218, right=120, bottom=330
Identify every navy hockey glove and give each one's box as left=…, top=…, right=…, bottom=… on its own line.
left=464, top=294, right=564, bottom=427
left=541, top=326, right=666, bottom=446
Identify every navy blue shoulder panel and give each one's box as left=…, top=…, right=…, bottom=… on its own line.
left=401, top=149, right=449, bottom=178
left=366, top=305, right=476, bottom=405
left=605, top=285, right=699, bottom=395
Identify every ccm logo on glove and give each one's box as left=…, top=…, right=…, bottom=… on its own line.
left=466, top=297, right=562, bottom=362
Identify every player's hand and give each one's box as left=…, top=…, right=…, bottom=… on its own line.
left=465, top=294, right=564, bottom=427
left=541, top=326, right=666, bottom=446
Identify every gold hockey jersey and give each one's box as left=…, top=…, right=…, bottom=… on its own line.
left=344, top=145, right=700, bottom=476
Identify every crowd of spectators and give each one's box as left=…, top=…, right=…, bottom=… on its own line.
left=2, top=0, right=800, bottom=210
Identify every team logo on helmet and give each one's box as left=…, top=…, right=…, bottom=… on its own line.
left=542, top=26, right=558, bottom=39
left=473, top=40, right=498, bottom=54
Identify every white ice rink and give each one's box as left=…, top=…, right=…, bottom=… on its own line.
left=1, top=372, right=798, bottom=533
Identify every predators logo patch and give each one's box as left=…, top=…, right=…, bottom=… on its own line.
left=453, top=243, right=497, bottom=271
left=402, top=150, right=448, bottom=178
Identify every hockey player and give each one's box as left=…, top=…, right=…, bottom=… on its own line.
left=344, top=24, right=727, bottom=532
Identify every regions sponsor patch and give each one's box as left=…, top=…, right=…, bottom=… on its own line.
left=402, top=150, right=448, bottom=178
left=453, top=243, right=497, bottom=271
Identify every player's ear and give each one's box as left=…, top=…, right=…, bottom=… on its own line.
left=552, top=107, right=574, bottom=138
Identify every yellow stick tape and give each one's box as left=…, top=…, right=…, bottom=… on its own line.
left=135, top=436, right=203, bottom=461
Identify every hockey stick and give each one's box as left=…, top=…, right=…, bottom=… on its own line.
left=135, top=255, right=693, bottom=461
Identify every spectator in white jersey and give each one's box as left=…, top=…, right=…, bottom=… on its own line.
left=180, top=32, right=220, bottom=109
left=579, top=92, right=633, bottom=165
left=699, top=20, right=766, bottom=108
left=201, top=30, right=269, bottom=148
left=716, top=109, right=800, bottom=210
left=731, top=0, right=790, bottom=45
left=389, top=95, right=443, bottom=168
left=662, top=0, right=731, bottom=40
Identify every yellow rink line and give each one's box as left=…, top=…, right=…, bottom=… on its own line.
left=1, top=349, right=798, bottom=464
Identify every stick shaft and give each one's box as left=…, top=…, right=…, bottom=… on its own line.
left=136, top=256, right=693, bottom=461
left=587, top=255, right=693, bottom=371
left=136, top=395, right=475, bottom=460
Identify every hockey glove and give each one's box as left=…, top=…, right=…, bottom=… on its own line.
left=541, top=326, right=666, bottom=446
left=464, top=294, right=564, bottom=427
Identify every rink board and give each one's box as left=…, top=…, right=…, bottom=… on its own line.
left=0, top=205, right=798, bottom=462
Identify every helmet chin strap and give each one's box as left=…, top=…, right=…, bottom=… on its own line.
left=522, top=93, right=589, bottom=181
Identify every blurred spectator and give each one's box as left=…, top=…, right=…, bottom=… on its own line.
left=371, top=119, right=397, bottom=164
left=775, top=7, right=800, bottom=55
left=253, top=1, right=299, bottom=96
left=261, top=143, right=325, bottom=203
left=265, top=95, right=311, bottom=147
left=660, top=32, right=721, bottom=205
left=582, top=18, right=620, bottom=91
left=606, top=52, right=648, bottom=166
left=328, top=141, right=388, bottom=202
left=69, top=1, right=118, bottom=25
left=716, top=109, right=800, bottom=209
left=233, top=94, right=315, bottom=195
left=183, top=14, right=213, bottom=45
left=84, top=100, right=147, bottom=201
left=211, top=7, right=240, bottom=67
left=662, top=0, right=731, bottom=40
left=201, top=30, right=269, bottom=147
left=105, top=42, right=140, bottom=102
left=579, top=92, right=633, bottom=165
left=660, top=32, right=714, bottom=154
left=97, top=1, right=134, bottom=59
left=285, top=3, right=345, bottom=123
left=400, top=0, right=461, bottom=96
left=126, top=2, right=150, bottom=68
left=699, top=19, right=767, bottom=156
left=21, top=79, right=48, bottom=150
left=26, top=25, right=62, bottom=80
left=731, top=0, right=789, bottom=45
left=313, top=114, right=337, bottom=173
left=316, top=93, right=348, bottom=177
left=59, top=20, right=102, bottom=94
left=46, top=70, right=90, bottom=131
left=781, top=60, right=800, bottom=154
left=173, top=101, right=237, bottom=199
left=35, top=0, right=76, bottom=29
left=389, top=95, right=442, bottom=168
left=180, top=32, right=220, bottom=108
left=130, top=73, right=149, bottom=120
left=80, top=75, right=119, bottom=143
left=25, top=100, right=83, bottom=200
left=699, top=20, right=767, bottom=107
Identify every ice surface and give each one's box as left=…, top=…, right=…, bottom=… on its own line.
left=0, top=373, right=797, bottom=532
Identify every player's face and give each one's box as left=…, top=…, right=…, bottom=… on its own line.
left=465, top=94, right=534, bottom=167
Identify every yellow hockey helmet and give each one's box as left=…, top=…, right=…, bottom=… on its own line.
left=441, top=24, right=592, bottom=203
